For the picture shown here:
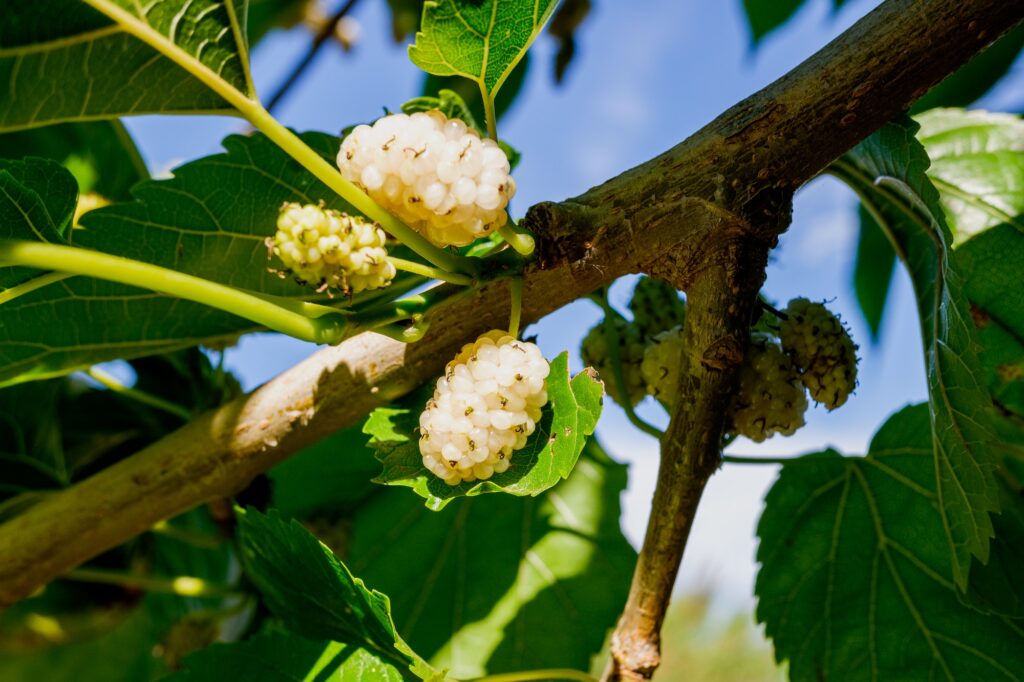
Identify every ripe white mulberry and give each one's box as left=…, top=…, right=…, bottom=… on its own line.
left=419, top=331, right=550, bottom=485
left=779, top=298, right=858, bottom=409
left=581, top=317, right=647, bottom=407
left=641, top=326, right=684, bottom=404
left=337, top=111, right=515, bottom=247
left=269, top=202, right=396, bottom=294
left=729, top=334, right=809, bottom=442
left=629, top=277, right=686, bottom=341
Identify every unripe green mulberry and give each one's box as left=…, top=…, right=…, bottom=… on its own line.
left=779, top=298, right=858, bottom=410
left=269, top=202, right=396, bottom=295
left=729, top=334, right=808, bottom=442
left=629, top=277, right=686, bottom=341
left=641, top=325, right=684, bottom=404
left=581, top=317, right=647, bottom=407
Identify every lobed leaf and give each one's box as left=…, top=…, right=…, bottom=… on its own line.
left=0, top=1, right=251, bottom=132
left=366, top=352, right=604, bottom=511
left=756, top=404, right=1024, bottom=681
left=834, top=116, right=1002, bottom=589
left=347, top=440, right=635, bottom=678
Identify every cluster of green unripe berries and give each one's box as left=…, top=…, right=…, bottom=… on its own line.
left=419, top=331, right=550, bottom=485
left=268, top=202, right=396, bottom=295
left=583, top=280, right=859, bottom=442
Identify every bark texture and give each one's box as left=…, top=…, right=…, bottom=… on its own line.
left=0, top=0, right=1020, bottom=609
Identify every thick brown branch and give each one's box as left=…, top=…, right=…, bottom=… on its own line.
left=603, top=232, right=771, bottom=681
left=0, top=0, right=1020, bottom=606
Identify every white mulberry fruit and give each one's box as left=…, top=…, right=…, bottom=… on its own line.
left=581, top=317, right=647, bottom=407
left=337, top=111, right=516, bottom=247
left=641, top=326, right=684, bottom=404
left=419, top=331, right=550, bottom=486
left=629, top=277, right=686, bottom=341
left=779, top=298, right=858, bottom=409
left=269, top=202, right=396, bottom=294
left=729, top=334, right=809, bottom=442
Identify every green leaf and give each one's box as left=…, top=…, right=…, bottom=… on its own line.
left=833, top=116, right=1001, bottom=588
left=0, top=1, right=252, bottom=132
left=756, top=404, right=1024, bottom=681
left=916, top=109, right=1024, bottom=246
left=741, top=0, right=805, bottom=44
left=269, top=421, right=382, bottom=519
left=235, top=507, right=438, bottom=680
left=0, top=121, right=148, bottom=201
left=912, top=25, right=1024, bottom=114
left=0, top=157, right=77, bottom=290
left=957, top=225, right=1024, bottom=424
left=409, top=0, right=556, bottom=97
left=0, top=131, right=411, bottom=387
left=346, top=439, right=635, bottom=679
left=170, top=628, right=405, bottom=682
left=851, top=204, right=897, bottom=340
left=367, top=352, right=604, bottom=511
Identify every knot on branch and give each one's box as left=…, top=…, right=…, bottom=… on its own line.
left=701, top=335, right=745, bottom=371
left=523, top=200, right=602, bottom=270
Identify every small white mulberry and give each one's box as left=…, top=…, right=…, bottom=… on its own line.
left=419, top=331, right=550, bottom=486
left=337, top=111, right=516, bottom=247
left=629, top=277, right=686, bottom=341
left=729, top=334, right=809, bottom=442
left=641, top=325, right=684, bottom=404
left=581, top=317, right=648, bottom=407
left=779, top=298, right=858, bottom=410
left=269, top=202, right=396, bottom=294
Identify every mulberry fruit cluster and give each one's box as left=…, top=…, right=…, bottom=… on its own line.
left=270, top=202, right=395, bottom=294
left=779, top=298, right=858, bottom=409
left=729, top=334, right=809, bottom=442
left=629, top=277, right=686, bottom=341
left=337, top=111, right=515, bottom=247
left=640, top=326, right=684, bottom=404
left=419, top=331, right=550, bottom=486
left=581, top=316, right=648, bottom=407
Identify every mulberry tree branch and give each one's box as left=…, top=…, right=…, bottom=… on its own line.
left=0, top=0, right=1020, bottom=606
left=603, top=234, right=772, bottom=680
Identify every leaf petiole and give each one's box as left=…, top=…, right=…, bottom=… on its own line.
left=499, top=222, right=536, bottom=256
left=468, top=669, right=597, bottom=682
left=0, top=271, right=74, bottom=305
left=0, top=241, right=348, bottom=345
left=388, top=257, right=474, bottom=286
left=63, top=567, right=240, bottom=599
left=508, top=277, right=523, bottom=337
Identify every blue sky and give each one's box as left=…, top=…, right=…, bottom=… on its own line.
left=121, top=0, right=1024, bottom=613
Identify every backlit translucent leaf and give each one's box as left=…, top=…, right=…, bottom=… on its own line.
left=409, top=0, right=557, bottom=97
left=833, top=117, right=1001, bottom=588
left=0, top=1, right=252, bottom=131
left=347, top=440, right=635, bottom=679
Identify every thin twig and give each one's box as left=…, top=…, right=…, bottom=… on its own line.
left=266, top=0, right=362, bottom=113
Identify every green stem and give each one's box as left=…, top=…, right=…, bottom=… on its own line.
left=63, top=568, right=239, bottom=599
left=85, top=366, right=193, bottom=421
left=499, top=223, right=536, bottom=256
left=469, top=669, right=597, bottom=682
left=81, top=0, right=478, bottom=279
left=389, top=257, right=474, bottom=286
left=0, top=241, right=347, bottom=345
left=0, top=271, right=74, bottom=305
left=480, top=82, right=499, bottom=141
left=595, top=291, right=664, bottom=439
left=374, top=318, right=430, bottom=343
left=508, top=277, right=523, bottom=337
